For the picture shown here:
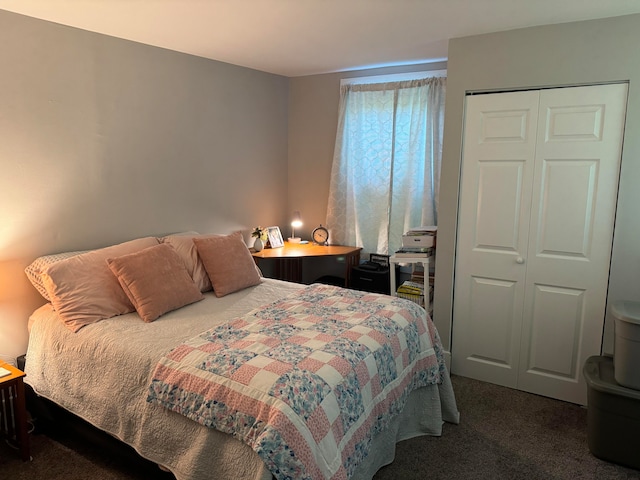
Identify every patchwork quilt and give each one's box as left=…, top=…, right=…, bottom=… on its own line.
left=147, top=284, right=445, bottom=480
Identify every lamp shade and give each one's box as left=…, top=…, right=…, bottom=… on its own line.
left=289, top=211, right=303, bottom=243
left=291, top=211, right=302, bottom=228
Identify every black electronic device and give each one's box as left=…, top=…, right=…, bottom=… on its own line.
left=369, top=253, right=390, bottom=267
left=359, top=261, right=383, bottom=271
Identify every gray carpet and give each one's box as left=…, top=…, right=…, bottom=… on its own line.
left=1, top=375, right=639, bottom=479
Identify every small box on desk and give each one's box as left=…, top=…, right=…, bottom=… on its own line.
left=350, top=265, right=390, bottom=295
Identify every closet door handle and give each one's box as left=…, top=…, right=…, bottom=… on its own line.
left=516, top=257, right=525, bottom=264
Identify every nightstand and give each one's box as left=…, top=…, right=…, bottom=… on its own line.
left=389, top=255, right=430, bottom=314
left=0, top=360, right=30, bottom=461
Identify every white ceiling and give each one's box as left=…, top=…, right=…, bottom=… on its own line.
left=2, top=0, right=640, bottom=77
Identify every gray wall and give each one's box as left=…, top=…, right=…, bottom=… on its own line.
left=0, top=10, right=289, bottom=363
left=437, top=14, right=640, bottom=356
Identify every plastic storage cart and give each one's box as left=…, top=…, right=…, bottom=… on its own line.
left=611, top=301, right=640, bottom=390
left=583, top=355, right=640, bottom=469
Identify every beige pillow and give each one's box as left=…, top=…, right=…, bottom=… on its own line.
left=107, top=243, right=203, bottom=323
left=41, top=237, right=160, bottom=332
left=159, top=232, right=213, bottom=293
left=194, top=232, right=261, bottom=297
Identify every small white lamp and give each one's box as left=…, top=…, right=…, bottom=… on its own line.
left=289, top=211, right=303, bottom=243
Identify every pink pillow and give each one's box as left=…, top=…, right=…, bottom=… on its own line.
left=159, top=232, right=213, bottom=293
left=193, top=232, right=261, bottom=297
left=106, top=243, right=203, bottom=323
left=41, top=237, right=160, bottom=332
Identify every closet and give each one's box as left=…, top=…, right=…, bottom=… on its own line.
left=452, top=84, right=627, bottom=404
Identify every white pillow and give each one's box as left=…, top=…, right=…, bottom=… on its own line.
left=25, top=250, right=88, bottom=301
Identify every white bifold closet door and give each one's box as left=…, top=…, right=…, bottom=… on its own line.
left=452, top=84, right=627, bottom=405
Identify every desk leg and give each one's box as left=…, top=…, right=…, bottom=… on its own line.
left=390, top=263, right=397, bottom=296
left=14, top=380, right=30, bottom=461
left=344, top=251, right=361, bottom=287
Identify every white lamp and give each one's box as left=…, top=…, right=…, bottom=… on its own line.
left=289, top=211, right=303, bottom=243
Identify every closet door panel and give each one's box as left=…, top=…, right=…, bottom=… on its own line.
left=535, top=159, right=597, bottom=259
left=452, top=91, right=539, bottom=387
left=518, top=84, right=627, bottom=403
left=467, top=275, right=519, bottom=368
left=474, top=161, right=525, bottom=253
left=525, top=284, right=585, bottom=378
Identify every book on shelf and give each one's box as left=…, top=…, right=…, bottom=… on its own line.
left=399, top=282, right=434, bottom=296
left=401, top=280, right=424, bottom=288
left=410, top=270, right=424, bottom=281
left=396, top=291, right=425, bottom=307
left=397, top=280, right=424, bottom=294
left=410, top=273, right=434, bottom=287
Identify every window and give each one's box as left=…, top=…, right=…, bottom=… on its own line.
left=326, top=76, right=446, bottom=255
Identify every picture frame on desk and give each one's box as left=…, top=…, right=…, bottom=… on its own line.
left=266, top=226, right=284, bottom=248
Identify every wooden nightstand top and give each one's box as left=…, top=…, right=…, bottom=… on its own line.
left=0, top=360, right=25, bottom=383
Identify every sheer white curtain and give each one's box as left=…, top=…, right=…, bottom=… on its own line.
left=326, top=77, right=446, bottom=255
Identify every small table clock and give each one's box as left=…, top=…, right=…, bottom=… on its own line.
left=312, top=225, right=329, bottom=246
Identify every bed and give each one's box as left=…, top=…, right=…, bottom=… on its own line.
left=23, top=232, right=459, bottom=480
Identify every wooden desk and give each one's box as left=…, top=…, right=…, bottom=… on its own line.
left=252, top=242, right=362, bottom=286
left=0, top=361, right=30, bottom=461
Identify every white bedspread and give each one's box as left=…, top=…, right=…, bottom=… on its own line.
left=25, top=278, right=459, bottom=480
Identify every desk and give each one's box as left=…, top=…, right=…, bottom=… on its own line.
left=252, top=242, right=361, bottom=286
